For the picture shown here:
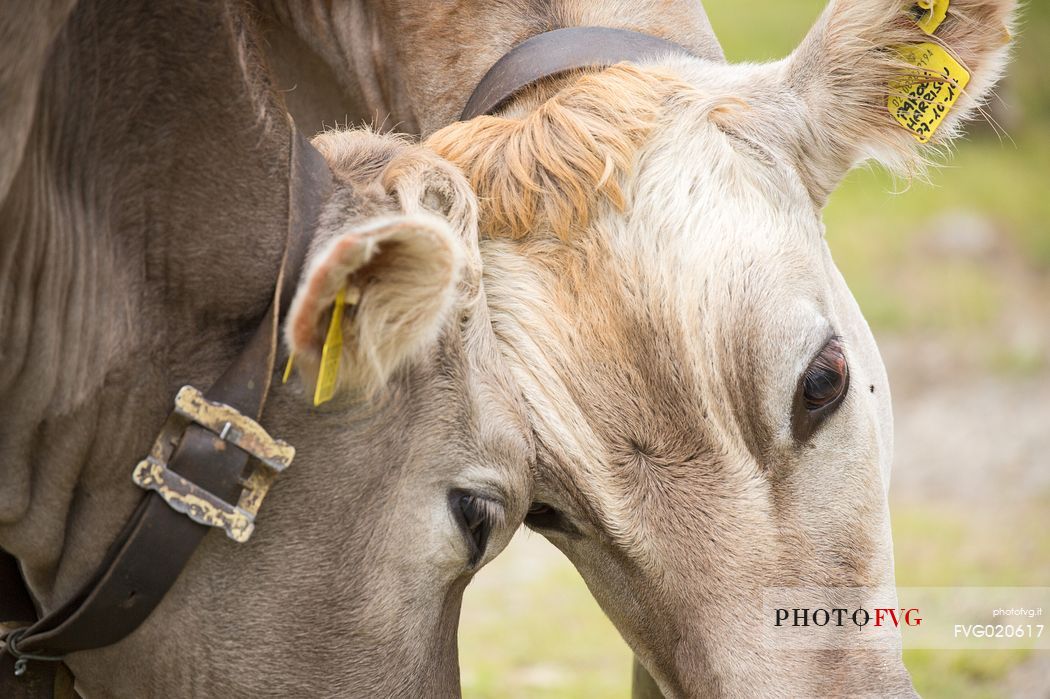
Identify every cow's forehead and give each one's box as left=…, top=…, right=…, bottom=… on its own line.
left=483, top=218, right=837, bottom=511
left=509, top=115, right=832, bottom=353
left=476, top=59, right=885, bottom=517
left=486, top=143, right=871, bottom=506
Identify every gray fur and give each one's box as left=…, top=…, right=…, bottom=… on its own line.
left=0, top=2, right=532, bottom=695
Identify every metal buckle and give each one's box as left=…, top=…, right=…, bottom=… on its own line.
left=2, top=627, right=64, bottom=677
left=132, top=386, right=295, bottom=543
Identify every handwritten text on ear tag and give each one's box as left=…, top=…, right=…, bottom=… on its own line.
left=313, top=286, right=360, bottom=406
left=888, top=43, right=970, bottom=143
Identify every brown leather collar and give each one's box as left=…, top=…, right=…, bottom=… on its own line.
left=461, top=26, right=691, bottom=120
left=1, top=122, right=331, bottom=695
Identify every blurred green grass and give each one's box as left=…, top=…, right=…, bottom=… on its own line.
left=893, top=502, right=1050, bottom=698
left=461, top=2, right=1050, bottom=697
left=460, top=535, right=633, bottom=698
left=824, top=139, right=1050, bottom=337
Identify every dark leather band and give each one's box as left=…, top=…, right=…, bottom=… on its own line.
left=461, top=26, right=690, bottom=119
left=0, top=123, right=330, bottom=685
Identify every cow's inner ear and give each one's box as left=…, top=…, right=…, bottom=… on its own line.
left=771, top=0, right=1016, bottom=203
left=284, top=213, right=464, bottom=401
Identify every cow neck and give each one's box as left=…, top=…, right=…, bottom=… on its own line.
left=0, top=122, right=331, bottom=696
left=461, top=26, right=692, bottom=120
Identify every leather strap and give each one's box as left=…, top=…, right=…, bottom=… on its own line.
left=461, top=26, right=690, bottom=119
left=0, top=124, right=330, bottom=687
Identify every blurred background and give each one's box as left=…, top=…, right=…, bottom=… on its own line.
left=458, top=1, right=1050, bottom=697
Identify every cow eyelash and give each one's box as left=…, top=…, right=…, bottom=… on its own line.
left=449, top=490, right=503, bottom=567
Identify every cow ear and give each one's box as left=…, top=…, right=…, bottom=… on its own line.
left=285, top=212, right=463, bottom=401
left=782, top=0, right=1016, bottom=202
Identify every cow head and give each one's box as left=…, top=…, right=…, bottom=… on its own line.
left=429, top=0, right=1014, bottom=695
left=267, top=131, right=533, bottom=695
left=71, top=132, right=533, bottom=697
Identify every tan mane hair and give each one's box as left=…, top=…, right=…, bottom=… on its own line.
left=426, top=63, right=683, bottom=240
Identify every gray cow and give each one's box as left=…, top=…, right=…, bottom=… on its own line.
left=1, top=1, right=530, bottom=695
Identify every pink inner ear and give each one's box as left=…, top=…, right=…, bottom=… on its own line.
left=290, top=234, right=364, bottom=353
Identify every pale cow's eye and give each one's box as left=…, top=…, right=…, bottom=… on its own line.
left=803, top=337, right=849, bottom=410
left=793, top=336, right=850, bottom=441
left=524, top=501, right=579, bottom=536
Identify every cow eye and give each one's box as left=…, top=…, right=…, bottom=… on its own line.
left=524, top=502, right=579, bottom=536
left=793, top=337, right=850, bottom=441
left=449, top=490, right=500, bottom=567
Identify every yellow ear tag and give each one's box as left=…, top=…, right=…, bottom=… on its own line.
left=887, top=43, right=970, bottom=143
left=282, top=352, right=295, bottom=384
left=915, top=0, right=949, bottom=36
left=313, top=286, right=350, bottom=406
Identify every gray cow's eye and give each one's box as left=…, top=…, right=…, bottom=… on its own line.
left=792, top=336, right=850, bottom=442
left=449, top=490, right=499, bottom=567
